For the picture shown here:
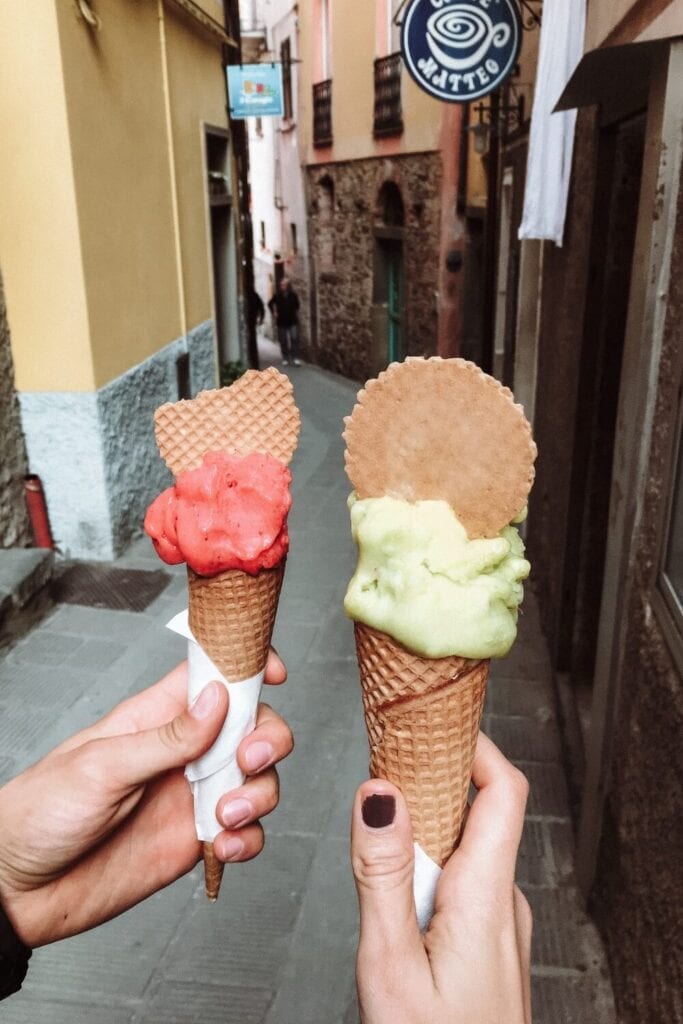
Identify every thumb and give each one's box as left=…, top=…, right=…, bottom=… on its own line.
left=351, top=781, right=423, bottom=956
left=86, top=681, right=229, bottom=790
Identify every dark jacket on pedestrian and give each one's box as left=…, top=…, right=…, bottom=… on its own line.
left=250, top=289, right=265, bottom=325
left=269, top=286, right=300, bottom=328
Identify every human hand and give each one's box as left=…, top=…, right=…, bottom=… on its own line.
left=351, top=733, right=532, bottom=1024
left=0, top=652, right=293, bottom=948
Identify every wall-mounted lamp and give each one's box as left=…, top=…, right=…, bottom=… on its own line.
left=466, top=92, right=527, bottom=155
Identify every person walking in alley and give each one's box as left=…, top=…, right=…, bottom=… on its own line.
left=250, top=287, right=265, bottom=328
left=269, top=277, right=302, bottom=366
left=0, top=659, right=531, bottom=1021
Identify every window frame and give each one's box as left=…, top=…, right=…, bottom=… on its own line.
left=280, top=37, right=293, bottom=122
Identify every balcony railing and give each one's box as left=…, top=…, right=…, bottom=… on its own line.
left=313, top=79, right=333, bottom=148
left=374, top=53, right=403, bottom=138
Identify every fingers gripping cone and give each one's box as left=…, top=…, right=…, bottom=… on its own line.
left=344, top=358, right=536, bottom=877
left=155, top=368, right=300, bottom=900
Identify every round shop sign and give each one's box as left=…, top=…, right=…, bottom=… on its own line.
left=401, top=0, right=522, bottom=103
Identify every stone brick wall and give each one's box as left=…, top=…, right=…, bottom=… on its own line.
left=304, top=151, right=442, bottom=381
left=591, top=157, right=683, bottom=1024
left=526, top=104, right=683, bottom=1022
left=0, top=272, right=31, bottom=548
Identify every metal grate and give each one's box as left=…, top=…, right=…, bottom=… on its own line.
left=52, top=563, right=172, bottom=612
left=374, top=53, right=403, bottom=138
left=313, top=79, right=333, bottom=148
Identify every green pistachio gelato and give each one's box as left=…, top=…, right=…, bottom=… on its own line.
left=344, top=494, right=530, bottom=660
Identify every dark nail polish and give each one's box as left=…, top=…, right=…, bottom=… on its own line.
left=362, top=794, right=396, bottom=829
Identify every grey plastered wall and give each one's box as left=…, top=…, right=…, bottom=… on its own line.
left=98, top=320, right=217, bottom=555
left=0, top=272, right=31, bottom=548
left=20, top=322, right=217, bottom=560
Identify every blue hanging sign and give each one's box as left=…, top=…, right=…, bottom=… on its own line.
left=227, top=63, right=284, bottom=119
left=401, top=0, right=522, bottom=103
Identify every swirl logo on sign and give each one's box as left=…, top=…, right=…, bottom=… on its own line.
left=401, top=0, right=521, bottom=103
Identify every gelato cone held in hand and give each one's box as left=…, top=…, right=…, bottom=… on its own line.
left=343, top=357, right=536, bottom=926
left=145, top=368, right=300, bottom=900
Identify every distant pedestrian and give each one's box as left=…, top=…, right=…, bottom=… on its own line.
left=269, top=277, right=302, bottom=366
left=250, top=288, right=265, bottom=327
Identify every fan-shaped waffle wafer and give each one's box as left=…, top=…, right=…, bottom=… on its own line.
left=155, top=367, right=300, bottom=477
left=355, top=623, right=488, bottom=866
left=343, top=357, right=536, bottom=539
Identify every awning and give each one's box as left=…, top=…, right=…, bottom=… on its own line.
left=554, top=36, right=681, bottom=121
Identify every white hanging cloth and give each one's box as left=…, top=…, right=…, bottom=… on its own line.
left=518, top=0, right=587, bottom=247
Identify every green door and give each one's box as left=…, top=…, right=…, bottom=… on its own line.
left=386, top=242, right=403, bottom=363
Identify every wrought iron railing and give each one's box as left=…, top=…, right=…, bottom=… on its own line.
left=374, top=53, right=403, bottom=138
left=313, top=79, right=333, bottom=148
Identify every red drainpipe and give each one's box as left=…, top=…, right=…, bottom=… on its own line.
left=24, top=475, right=55, bottom=550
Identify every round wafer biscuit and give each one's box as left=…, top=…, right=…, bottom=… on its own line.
left=154, top=367, right=300, bottom=476
left=343, top=357, right=536, bottom=538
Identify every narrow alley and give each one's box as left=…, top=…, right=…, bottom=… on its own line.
left=0, top=358, right=615, bottom=1024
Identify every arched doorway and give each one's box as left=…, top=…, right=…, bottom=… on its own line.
left=373, top=181, right=405, bottom=365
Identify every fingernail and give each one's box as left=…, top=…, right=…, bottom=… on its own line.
left=271, top=650, right=286, bottom=673
left=189, top=681, right=220, bottom=720
left=362, top=794, right=396, bottom=829
left=244, top=741, right=274, bottom=772
left=221, top=836, right=245, bottom=862
left=222, top=798, right=253, bottom=829
left=268, top=646, right=287, bottom=679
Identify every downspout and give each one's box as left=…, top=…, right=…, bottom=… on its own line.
left=158, top=0, right=188, bottom=339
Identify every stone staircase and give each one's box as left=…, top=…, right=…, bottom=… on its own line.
left=0, top=548, right=55, bottom=648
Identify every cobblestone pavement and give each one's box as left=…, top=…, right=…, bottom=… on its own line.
left=0, top=357, right=615, bottom=1023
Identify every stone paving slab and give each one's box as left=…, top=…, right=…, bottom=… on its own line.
left=0, top=361, right=615, bottom=1024
left=136, top=981, right=273, bottom=1024
left=4, top=1002, right=134, bottom=1024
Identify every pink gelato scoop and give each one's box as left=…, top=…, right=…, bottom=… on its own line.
left=144, top=450, right=292, bottom=576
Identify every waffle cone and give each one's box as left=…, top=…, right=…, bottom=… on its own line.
left=354, top=623, right=489, bottom=866
left=188, top=563, right=285, bottom=680
left=203, top=842, right=224, bottom=902
left=188, top=562, right=285, bottom=900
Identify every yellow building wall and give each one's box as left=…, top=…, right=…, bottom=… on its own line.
left=299, top=0, right=443, bottom=164
left=586, top=0, right=637, bottom=46
left=193, top=0, right=227, bottom=22
left=165, top=7, right=229, bottom=331
left=0, top=1, right=94, bottom=393
left=585, top=0, right=680, bottom=48
left=54, top=0, right=180, bottom=391
left=1, top=0, right=229, bottom=393
left=55, top=0, right=228, bottom=390
left=639, top=1, right=683, bottom=39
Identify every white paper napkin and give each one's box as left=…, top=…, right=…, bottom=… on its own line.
left=167, top=611, right=263, bottom=842
left=413, top=843, right=442, bottom=932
